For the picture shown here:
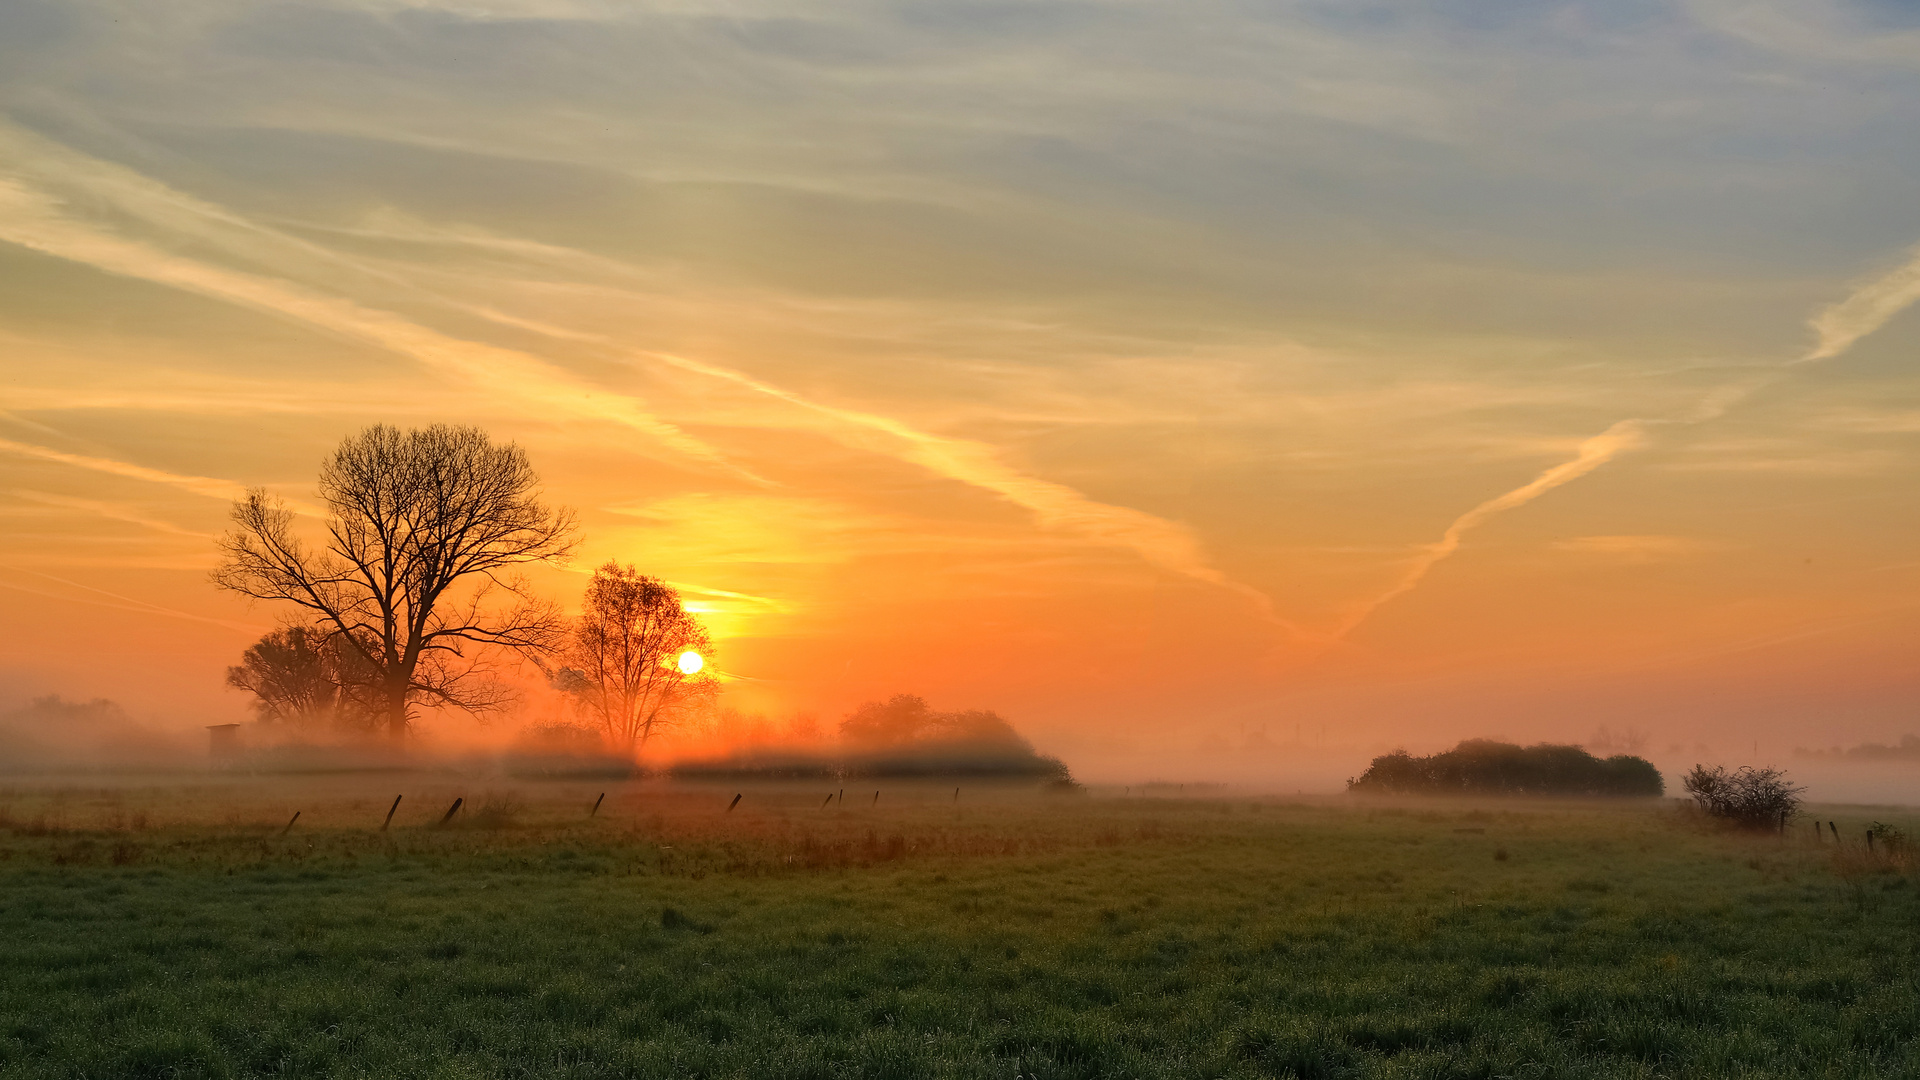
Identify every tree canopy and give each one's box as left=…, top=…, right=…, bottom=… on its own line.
left=223, top=625, right=372, bottom=727
left=1348, top=739, right=1664, bottom=797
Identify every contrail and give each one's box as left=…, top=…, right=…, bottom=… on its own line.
left=467, top=307, right=1303, bottom=635
left=0, top=130, right=1296, bottom=632
left=1336, top=240, right=1920, bottom=639
left=0, top=566, right=260, bottom=632
left=1332, top=420, right=1645, bottom=638
left=1802, top=244, right=1920, bottom=363
left=0, top=129, right=1293, bottom=628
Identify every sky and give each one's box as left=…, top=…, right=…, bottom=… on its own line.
left=3, top=0, right=1920, bottom=781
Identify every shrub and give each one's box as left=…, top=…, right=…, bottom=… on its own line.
left=1869, top=821, right=1910, bottom=854
left=1681, top=764, right=1803, bottom=830
left=468, top=794, right=525, bottom=830
left=1347, top=739, right=1664, bottom=797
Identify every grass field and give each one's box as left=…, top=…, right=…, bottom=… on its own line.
left=0, top=777, right=1916, bottom=1079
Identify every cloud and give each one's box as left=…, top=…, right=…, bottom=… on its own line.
left=0, top=435, right=249, bottom=503
left=463, top=297, right=1299, bottom=630
left=1687, top=0, right=1920, bottom=69
left=3, top=489, right=216, bottom=539
left=644, top=351, right=1243, bottom=582
left=1334, top=225, right=1920, bottom=639
left=1814, top=408, right=1920, bottom=434
left=0, top=126, right=753, bottom=482
left=1803, top=244, right=1920, bottom=362
left=0, top=123, right=1296, bottom=627
left=0, top=566, right=260, bottom=633
left=1551, top=534, right=1722, bottom=560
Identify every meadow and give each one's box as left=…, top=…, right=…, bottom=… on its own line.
left=0, top=776, right=1915, bottom=1079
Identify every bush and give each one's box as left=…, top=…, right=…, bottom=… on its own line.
left=1347, top=739, right=1664, bottom=797
left=1681, top=764, right=1803, bottom=830
left=674, top=694, right=1076, bottom=783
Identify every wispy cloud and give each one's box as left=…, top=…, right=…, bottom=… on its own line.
left=0, top=435, right=248, bottom=503
left=0, top=121, right=1305, bottom=634
left=4, top=489, right=216, bottom=539
left=1334, top=229, right=1920, bottom=639
left=0, top=566, right=260, bottom=633
left=1551, top=534, right=1723, bottom=560
left=1803, top=244, right=1920, bottom=362
left=468, top=298, right=1299, bottom=629
left=0, top=127, right=754, bottom=483
left=646, top=350, right=1251, bottom=587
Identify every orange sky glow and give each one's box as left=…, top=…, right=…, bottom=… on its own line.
left=4, top=2, right=1920, bottom=784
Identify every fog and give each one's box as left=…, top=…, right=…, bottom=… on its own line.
left=4, top=689, right=1915, bottom=808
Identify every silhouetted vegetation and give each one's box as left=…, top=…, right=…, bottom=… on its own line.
left=840, top=695, right=1071, bottom=780
left=501, top=722, right=636, bottom=778
left=225, top=625, right=380, bottom=730
left=1348, top=739, right=1664, bottom=797
left=1683, top=764, right=1803, bottom=829
left=673, top=694, right=1073, bottom=782
left=554, top=562, right=715, bottom=750
left=1795, top=734, right=1920, bottom=761
left=214, top=424, right=576, bottom=738
left=0, top=696, right=184, bottom=769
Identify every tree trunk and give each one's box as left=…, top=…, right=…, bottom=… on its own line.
left=385, top=681, right=410, bottom=741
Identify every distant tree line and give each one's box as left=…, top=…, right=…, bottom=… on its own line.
left=1347, top=739, right=1664, bottom=797
left=1794, top=734, right=1920, bottom=762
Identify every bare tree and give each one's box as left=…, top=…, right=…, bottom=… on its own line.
left=213, top=424, right=576, bottom=738
left=559, top=562, right=715, bottom=750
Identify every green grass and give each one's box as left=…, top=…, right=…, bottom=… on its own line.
left=0, top=780, right=1915, bottom=1078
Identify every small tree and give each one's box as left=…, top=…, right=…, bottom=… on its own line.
left=228, top=626, right=337, bottom=726
left=213, top=424, right=576, bottom=738
left=1682, top=764, right=1803, bottom=829
left=559, top=563, right=715, bottom=751
left=225, top=625, right=381, bottom=729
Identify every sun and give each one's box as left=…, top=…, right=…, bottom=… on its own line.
left=677, top=650, right=704, bottom=675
